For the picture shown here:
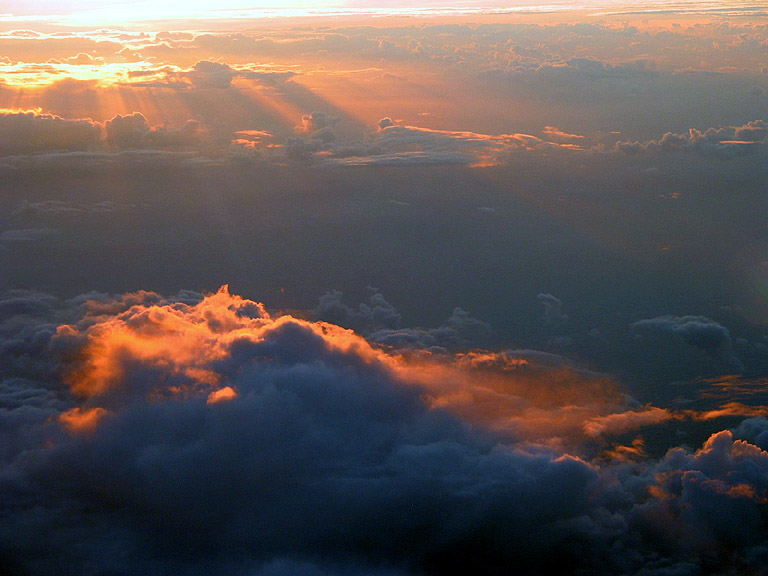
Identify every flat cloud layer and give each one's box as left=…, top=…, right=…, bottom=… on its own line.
left=2, top=286, right=768, bottom=575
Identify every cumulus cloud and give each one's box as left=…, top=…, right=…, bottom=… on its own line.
left=293, top=111, right=341, bottom=147
left=0, top=286, right=606, bottom=574
left=0, top=109, right=102, bottom=155
left=104, top=111, right=151, bottom=148
left=105, top=112, right=204, bottom=149
left=185, top=59, right=238, bottom=89
left=1, top=286, right=768, bottom=574
left=377, top=116, right=395, bottom=130
left=122, top=60, right=297, bottom=91
left=0, top=109, right=206, bottom=156
left=617, top=119, right=768, bottom=156
left=315, top=288, right=401, bottom=332
left=314, top=289, right=494, bottom=351
left=632, top=315, right=744, bottom=372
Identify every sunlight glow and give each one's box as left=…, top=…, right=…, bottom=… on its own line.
left=2, top=1, right=766, bottom=28
left=0, top=1, right=687, bottom=28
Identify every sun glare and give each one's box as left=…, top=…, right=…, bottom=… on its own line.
left=5, top=0, right=352, bottom=26
left=3, top=1, right=692, bottom=27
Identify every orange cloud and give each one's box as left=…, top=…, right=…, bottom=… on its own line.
left=54, top=285, right=767, bottom=454
left=391, top=349, right=630, bottom=448
left=56, top=285, right=387, bottom=407
left=690, top=402, right=768, bottom=421
left=583, top=406, right=676, bottom=437
left=207, top=386, right=237, bottom=404
left=542, top=125, right=585, bottom=142
left=59, top=406, right=109, bottom=434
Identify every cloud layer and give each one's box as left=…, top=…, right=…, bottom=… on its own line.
left=2, top=8, right=768, bottom=575
left=2, top=287, right=768, bottom=575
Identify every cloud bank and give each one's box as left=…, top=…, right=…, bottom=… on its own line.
left=2, top=286, right=768, bottom=575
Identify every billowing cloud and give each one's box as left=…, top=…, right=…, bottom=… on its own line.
left=632, top=315, right=744, bottom=372
left=314, top=289, right=494, bottom=352
left=186, top=59, right=237, bottom=89
left=105, top=112, right=203, bottom=149
left=2, top=286, right=768, bottom=575
left=0, top=109, right=205, bottom=156
left=0, top=109, right=102, bottom=155
left=617, top=120, right=768, bottom=157
left=315, top=288, right=402, bottom=332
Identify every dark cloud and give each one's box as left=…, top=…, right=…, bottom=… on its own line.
left=367, top=306, right=495, bottom=352
left=186, top=59, right=237, bottom=89
left=537, top=293, right=568, bottom=326
left=315, top=288, right=401, bottom=332
left=314, top=289, right=494, bottom=351
left=1, top=287, right=768, bottom=575
left=285, top=118, right=570, bottom=166
left=0, top=109, right=204, bottom=157
left=105, top=112, right=204, bottom=149
left=296, top=111, right=341, bottom=145
left=104, top=111, right=151, bottom=148
left=616, top=120, right=768, bottom=157
left=378, top=117, right=395, bottom=130
left=121, top=60, right=296, bottom=90
left=0, top=110, right=102, bottom=155
left=632, top=315, right=744, bottom=372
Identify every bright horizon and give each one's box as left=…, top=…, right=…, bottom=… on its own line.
left=2, top=0, right=765, bottom=27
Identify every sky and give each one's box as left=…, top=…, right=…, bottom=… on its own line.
left=2, top=1, right=768, bottom=575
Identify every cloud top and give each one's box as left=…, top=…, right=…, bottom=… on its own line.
left=2, top=286, right=768, bottom=574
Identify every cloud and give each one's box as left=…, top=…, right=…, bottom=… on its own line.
left=104, top=112, right=204, bottom=149
left=583, top=405, right=675, bottom=437
left=0, top=286, right=602, bottom=573
left=617, top=120, right=768, bottom=157
left=368, top=307, right=495, bottom=353
left=122, top=60, right=297, bottom=91
left=186, top=59, right=237, bottom=89
left=0, top=109, right=206, bottom=156
left=3, top=14, right=768, bottom=574
left=297, top=111, right=341, bottom=143
left=0, top=109, right=102, bottom=155
left=537, top=293, right=568, bottom=326
left=632, top=315, right=744, bottom=372
left=314, top=289, right=494, bottom=351
left=635, top=430, right=768, bottom=559
left=2, top=286, right=768, bottom=574
left=104, top=111, right=151, bottom=148
left=542, top=126, right=585, bottom=142
left=288, top=117, right=575, bottom=167
left=315, top=288, right=401, bottom=332
left=60, top=52, right=104, bottom=65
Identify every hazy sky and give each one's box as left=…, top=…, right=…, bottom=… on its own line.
left=2, top=2, right=768, bottom=576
